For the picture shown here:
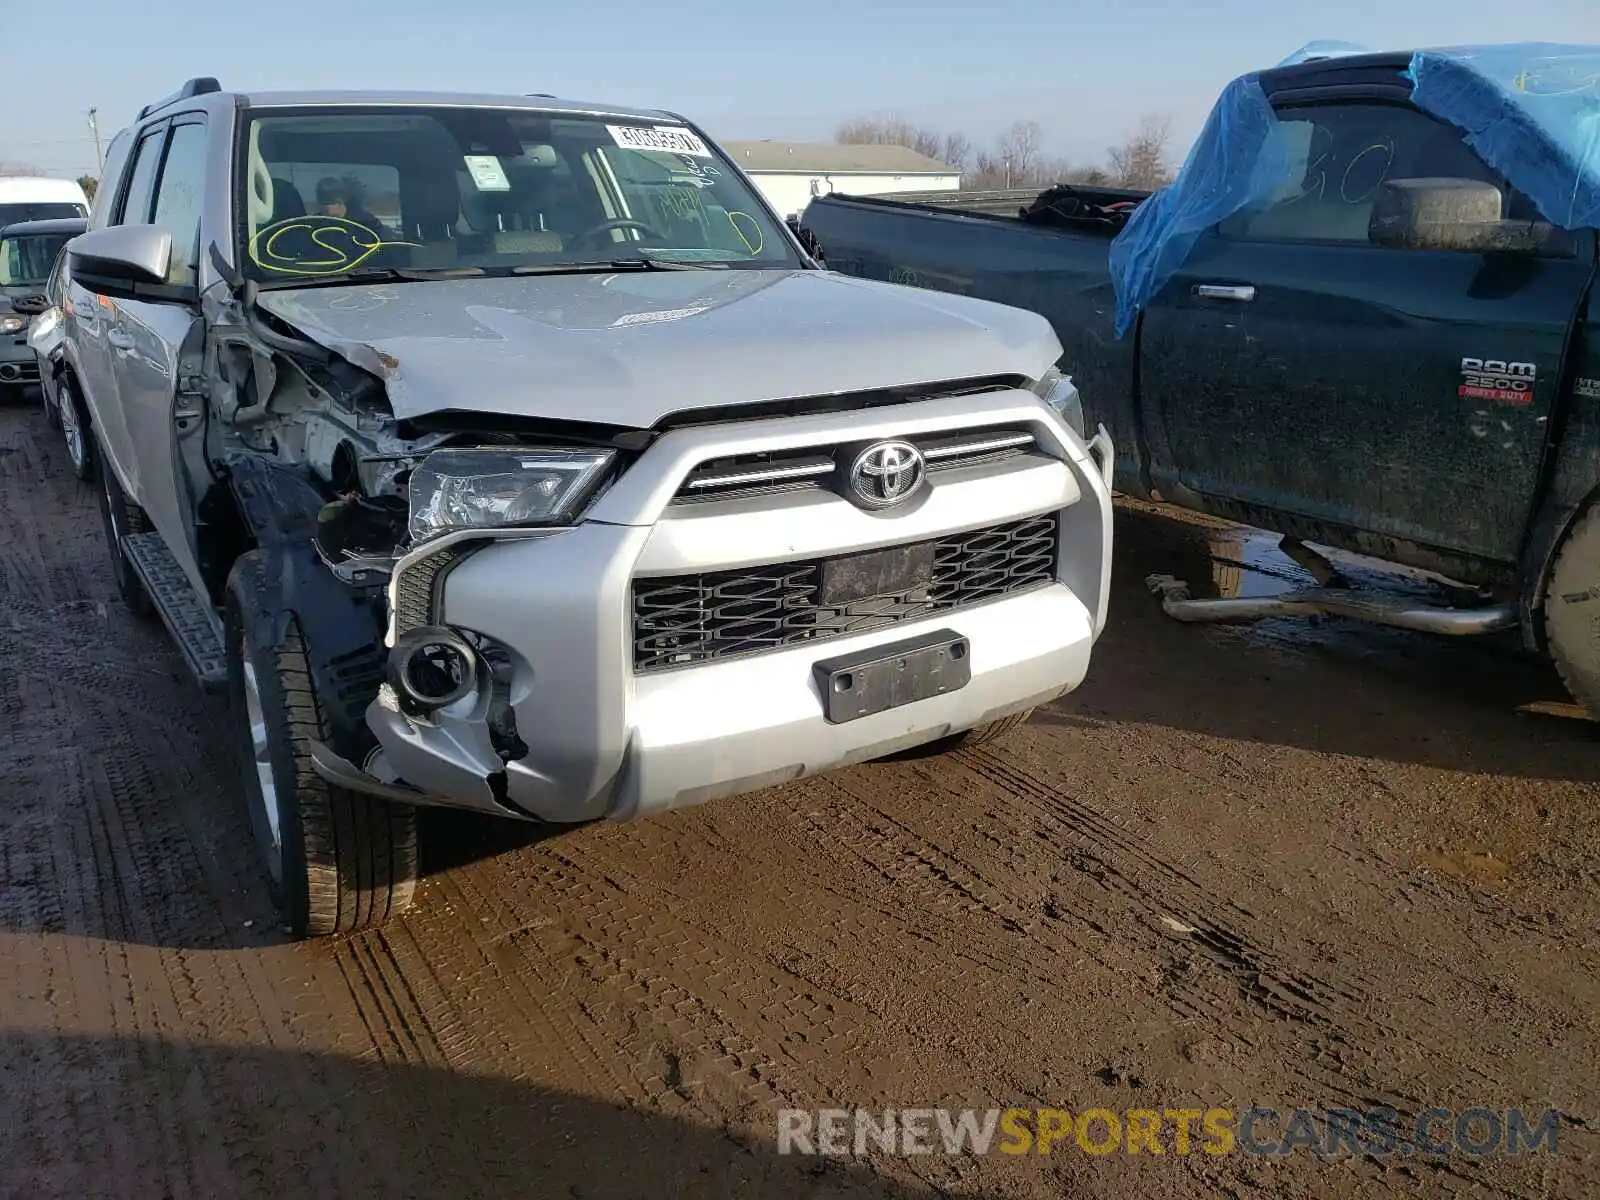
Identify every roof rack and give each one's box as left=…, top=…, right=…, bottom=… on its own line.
left=138, top=77, right=221, bottom=120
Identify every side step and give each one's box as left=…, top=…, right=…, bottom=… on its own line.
left=122, top=532, right=228, bottom=691
left=1145, top=574, right=1517, bottom=637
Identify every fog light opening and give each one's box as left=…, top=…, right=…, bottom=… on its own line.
left=388, top=626, right=479, bottom=716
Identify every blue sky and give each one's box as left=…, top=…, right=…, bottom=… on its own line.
left=6, top=0, right=1599, bottom=180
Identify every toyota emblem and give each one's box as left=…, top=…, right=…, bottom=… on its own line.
left=847, top=440, right=926, bottom=510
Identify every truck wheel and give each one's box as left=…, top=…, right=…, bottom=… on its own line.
left=903, top=709, right=1035, bottom=759
left=43, top=376, right=61, bottom=430
left=96, top=451, right=154, bottom=617
left=225, top=552, right=418, bottom=937
left=947, top=709, right=1034, bottom=748
left=58, top=376, right=93, bottom=481
left=1544, top=503, right=1600, bottom=715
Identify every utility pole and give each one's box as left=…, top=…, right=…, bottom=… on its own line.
left=87, top=108, right=103, bottom=172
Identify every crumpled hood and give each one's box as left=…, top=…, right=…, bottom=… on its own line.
left=254, top=269, right=1060, bottom=426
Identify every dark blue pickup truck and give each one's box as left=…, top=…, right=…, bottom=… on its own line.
left=800, top=45, right=1600, bottom=714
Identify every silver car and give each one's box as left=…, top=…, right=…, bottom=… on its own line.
left=62, top=78, right=1114, bottom=937
left=11, top=218, right=94, bottom=477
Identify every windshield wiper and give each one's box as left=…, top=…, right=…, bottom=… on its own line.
left=511, top=256, right=725, bottom=276
left=257, top=265, right=487, bottom=291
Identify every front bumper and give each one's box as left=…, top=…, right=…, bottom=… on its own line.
left=363, top=388, right=1114, bottom=823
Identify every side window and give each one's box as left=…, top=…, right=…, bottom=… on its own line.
left=150, top=121, right=209, bottom=286
left=116, top=127, right=167, bottom=227
left=46, top=252, right=66, bottom=305
left=1219, top=103, right=1531, bottom=246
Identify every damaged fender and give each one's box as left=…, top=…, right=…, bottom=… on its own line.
left=223, top=453, right=389, bottom=767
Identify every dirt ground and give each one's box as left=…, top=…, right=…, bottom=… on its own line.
left=2, top=399, right=1597, bottom=1199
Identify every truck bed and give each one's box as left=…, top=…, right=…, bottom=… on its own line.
left=799, top=188, right=1148, bottom=492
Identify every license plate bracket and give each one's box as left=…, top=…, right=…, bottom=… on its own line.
left=819, top=541, right=936, bottom=607
left=812, top=628, right=971, bottom=724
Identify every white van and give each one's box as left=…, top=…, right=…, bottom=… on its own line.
left=0, top=176, right=91, bottom=228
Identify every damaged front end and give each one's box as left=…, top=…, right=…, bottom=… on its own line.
left=202, top=263, right=630, bottom=818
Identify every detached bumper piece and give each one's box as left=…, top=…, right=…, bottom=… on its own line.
left=1145, top=574, right=1516, bottom=636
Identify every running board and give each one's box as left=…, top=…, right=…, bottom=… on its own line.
left=1144, top=575, right=1517, bottom=637
left=122, top=532, right=228, bottom=690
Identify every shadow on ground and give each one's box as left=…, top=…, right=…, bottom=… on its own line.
left=0, top=1031, right=935, bottom=1199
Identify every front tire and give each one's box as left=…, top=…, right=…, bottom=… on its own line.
left=890, top=709, right=1036, bottom=761
left=225, top=552, right=419, bottom=937
left=940, top=708, right=1034, bottom=750
left=58, top=376, right=93, bottom=480
left=43, top=374, right=62, bottom=430
left=1544, top=503, right=1600, bottom=715
left=96, top=449, right=154, bottom=617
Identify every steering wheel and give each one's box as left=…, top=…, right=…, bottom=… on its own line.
left=569, top=218, right=666, bottom=251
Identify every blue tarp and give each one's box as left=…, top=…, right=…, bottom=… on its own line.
left=1108, top=41, right=1600, bottom=338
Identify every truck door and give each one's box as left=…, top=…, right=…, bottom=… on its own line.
left=1138, top=97, right=1596, bottom=568
left=113, top=114, right=212, bottom=600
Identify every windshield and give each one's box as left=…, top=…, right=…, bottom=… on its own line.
left=239, top=107, right=801, bottom=284
left=0, top=232, right=72, bottom=290
left=0, top=202, right=87, bottom=226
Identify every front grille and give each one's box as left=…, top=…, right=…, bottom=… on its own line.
left=632, top=513, right=1059, bottom=672
left=673, top=426, right=1041, bottom=504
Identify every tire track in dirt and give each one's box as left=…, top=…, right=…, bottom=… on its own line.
left=940, top=745, right=1592, bottom=1192
left=1, top=410, right=436, bottom=1197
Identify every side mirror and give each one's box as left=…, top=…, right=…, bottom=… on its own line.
left=68, top=225, right=176, bottom=300
left=1369, top=178, right=1564, bottom=255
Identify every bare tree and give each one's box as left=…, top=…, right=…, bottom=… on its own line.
left=996, top=120, right=1042, bottom=187
left=939, top=131, right=972, bottom=174
left=77, top=175, right=99, bottom=201
left=836, top=117, right=967, bottom=170
left=1107, top=115, right=1173, bottom=191
left=832, top=113, right=1173, bottom=193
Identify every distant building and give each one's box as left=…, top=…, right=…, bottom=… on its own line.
left=720, top=141, right=960, bottom=221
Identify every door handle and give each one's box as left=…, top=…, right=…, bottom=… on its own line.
left=1194, top=283, right=1257, bottom=302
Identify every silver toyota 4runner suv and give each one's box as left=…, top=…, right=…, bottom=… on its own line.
left=62, top=78, right=1114, bottom=937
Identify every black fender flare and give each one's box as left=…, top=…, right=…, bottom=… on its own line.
left=223, top=453, right=388, bottom=764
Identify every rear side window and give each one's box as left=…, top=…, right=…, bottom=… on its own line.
left=116, top=128, right=166, bottom=226
left=1219, top=102, right=1541, bottom=246
left=150, top=121, right=209, bottom=286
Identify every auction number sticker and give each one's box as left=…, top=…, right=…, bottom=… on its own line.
left=607, top=124, right=712, bottom=157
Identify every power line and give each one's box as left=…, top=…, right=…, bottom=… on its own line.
left=0, top=136, right=99, bottom=148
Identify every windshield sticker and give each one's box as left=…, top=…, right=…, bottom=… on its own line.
left=248, top=216, right=417, bottom=277
left=607, top=124, right=712, bottom=158
left=463, top=155, right=512, bottom=192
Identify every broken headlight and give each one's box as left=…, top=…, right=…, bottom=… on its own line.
left=407, top=447, right=615, bottom=541
left=1031, top=366, right=1085, bottom=438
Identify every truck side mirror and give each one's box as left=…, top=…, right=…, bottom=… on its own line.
left=1368, top=178, right=1563, bottom=255
left=68, top=224, right=177, bottom=300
